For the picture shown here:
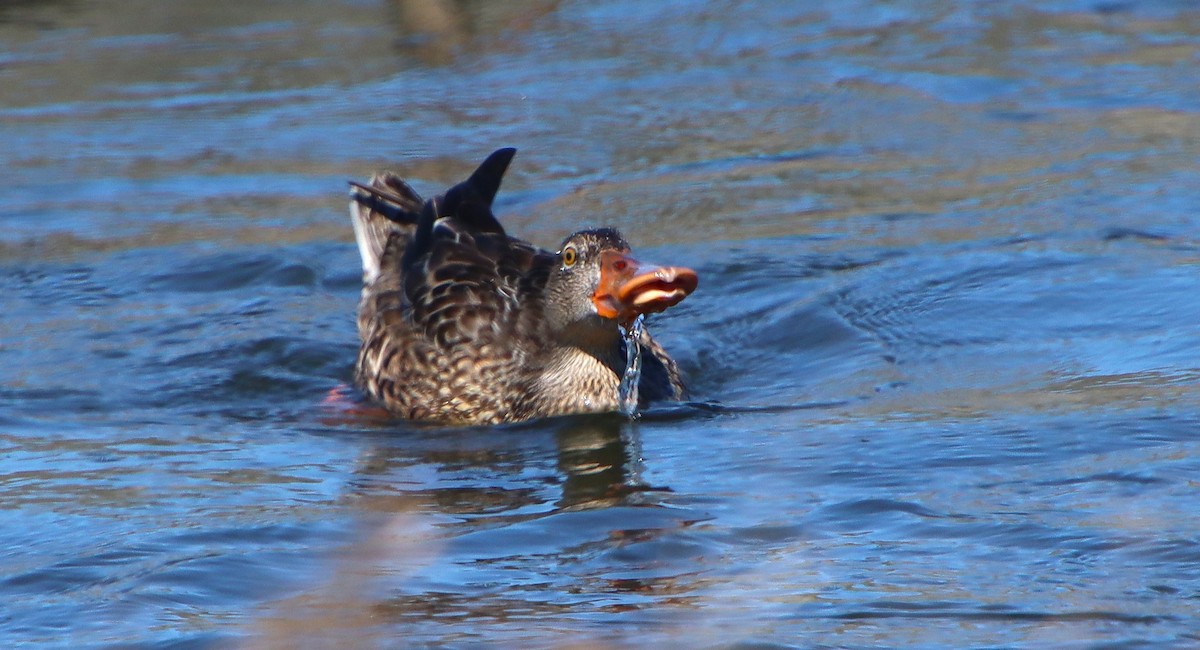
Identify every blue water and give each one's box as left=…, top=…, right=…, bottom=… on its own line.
left=3, top=0, right=1200, bottom=647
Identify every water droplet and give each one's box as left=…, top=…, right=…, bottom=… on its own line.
left=618, top=314, right=645, bottom=419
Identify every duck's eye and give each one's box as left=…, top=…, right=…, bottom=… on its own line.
left=561, top=245, right=578, bottom=268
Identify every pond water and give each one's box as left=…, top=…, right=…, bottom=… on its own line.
left=3, top=0, right=1200, bottom=647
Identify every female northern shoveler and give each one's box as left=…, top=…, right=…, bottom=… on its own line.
left=348, top=148, right=698, bottom=424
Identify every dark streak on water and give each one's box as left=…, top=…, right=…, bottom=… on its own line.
left=3, top=0, right=1200, bottom=648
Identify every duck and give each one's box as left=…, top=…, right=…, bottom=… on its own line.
left=347, top=148, right=698, bottom=425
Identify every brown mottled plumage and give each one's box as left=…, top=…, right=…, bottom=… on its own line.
left=348, top=148, right=698, bottom=425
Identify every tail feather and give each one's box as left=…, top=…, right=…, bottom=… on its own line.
left=348, top=173, right=423, bottom=285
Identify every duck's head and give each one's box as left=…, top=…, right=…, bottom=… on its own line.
left=544, top=228, right=698, bottom=341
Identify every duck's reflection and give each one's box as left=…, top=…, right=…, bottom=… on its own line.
left=554, top=414, right=654, bottom=509
left=344, top=412, right=652, bottom=515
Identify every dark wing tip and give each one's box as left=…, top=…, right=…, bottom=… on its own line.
left=466, top=147, right=518, bottom=207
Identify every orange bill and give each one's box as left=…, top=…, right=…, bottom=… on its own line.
left=592, top=250, right=699, bottom=326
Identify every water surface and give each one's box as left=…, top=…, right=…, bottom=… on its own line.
left=3, top=1, right=1200, bottom=647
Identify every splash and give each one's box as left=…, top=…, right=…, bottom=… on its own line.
left=618, top=314, right=645, bottom=419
